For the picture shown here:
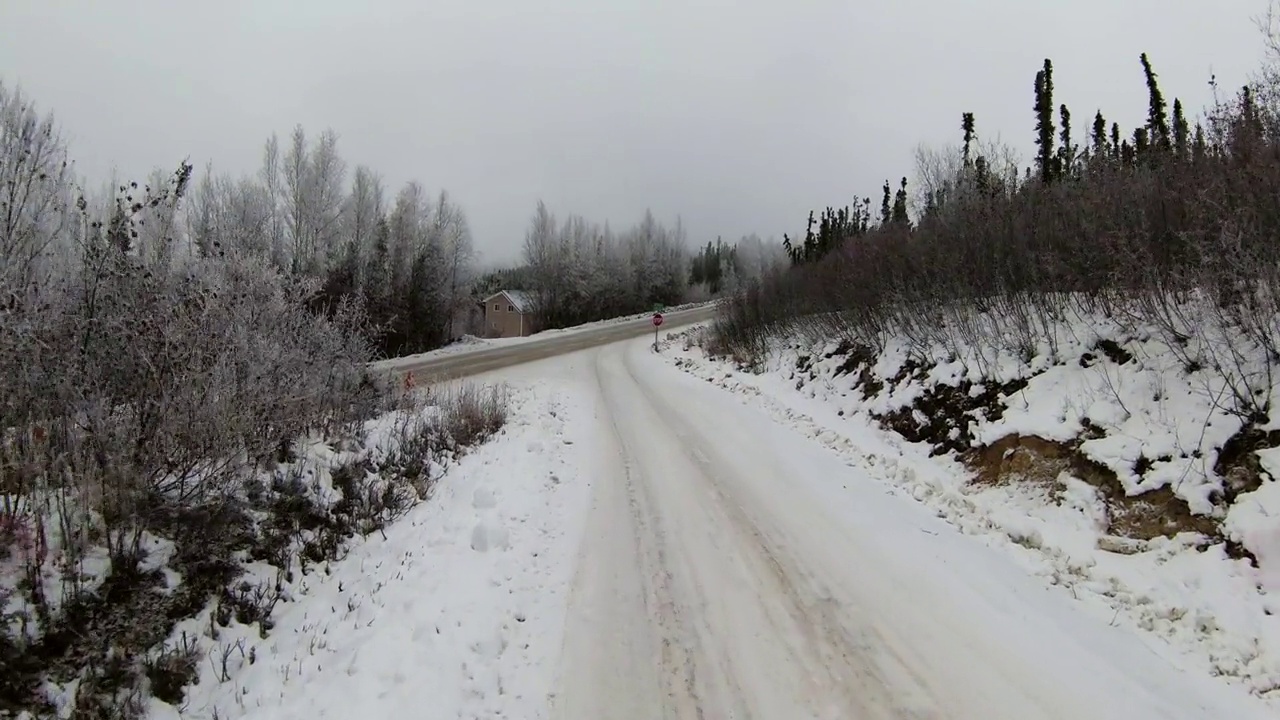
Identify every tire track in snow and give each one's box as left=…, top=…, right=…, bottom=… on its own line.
left=551, top=351, right=709, bottom=719
left=555, top=341, right=938, bottom=718
left=620, top=345, right=941, bottom=720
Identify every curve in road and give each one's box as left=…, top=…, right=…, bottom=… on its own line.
left=376, top=304, right=718, bottom=385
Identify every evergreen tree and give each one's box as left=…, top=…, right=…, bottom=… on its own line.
left=1058, top=104, right=1073, bottom=178
left=892, top=177, right=909, bottom=225
left=880, top=181, right=892, bottom=225
left=961, top=112, right=976, bottom=167
left=1132, top=127, right=1150, bottom=159
left=1092, top=110, right=1107, bottom=157
left=1034, top=59, right=1056, bottom=183
left=1230, top=85, right=1265, bottom=160
left=1140, top=53, right=1170, bottom=151
left=687, top=237, right=733, bottom=294
left=974, top=155, right=990, bottom=196
left=363, top=216, right=391, bottom=322
left=1110, top=122, right=1122, bottom=161
left=803, top=210, right=817, bottom=260
left=1171, top=98, right=1189, bottom=158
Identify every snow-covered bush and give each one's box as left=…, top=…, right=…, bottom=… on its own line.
left=0, top=83, right=401, bottom=717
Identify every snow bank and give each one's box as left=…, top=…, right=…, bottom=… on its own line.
left=147, top=380, right=595, bottom=720
left=663, top=315, right=1280, bottom=707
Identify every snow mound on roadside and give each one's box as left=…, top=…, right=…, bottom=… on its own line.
left=151, top=381, right=596, bottom=720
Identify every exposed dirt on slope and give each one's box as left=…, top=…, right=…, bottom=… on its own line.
left=792, top=344, right=1271, bottom=564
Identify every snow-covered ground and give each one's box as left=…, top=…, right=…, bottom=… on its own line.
left=116, top=314, right=1280, bottom=718
left=549, top=336, right=1273, bottom=718
left=661, top=316, right=1280, bottom=707
left=151, top=377, right=597, bottom=720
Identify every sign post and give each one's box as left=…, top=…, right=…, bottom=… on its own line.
left=651, top=311, right=664, bottom=351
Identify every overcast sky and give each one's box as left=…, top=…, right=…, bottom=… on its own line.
left=0, top=0, right=1268, bottom=265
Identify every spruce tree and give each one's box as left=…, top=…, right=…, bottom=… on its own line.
left=1241, top=85, right=1261, bottom=138
left=974, top=155, right=990, bottom=196
left=803, top=210, right=817, bottom=260
left=892, top=177, right=909, bottom=225
left=1133, top=127, right=1150, bottom=158
left=1092, top=110, right=1107, bottom=157
left=817, top=210, right=831, bottom=258
left=1034, top=59, right=1056, bottom=183
left=1121, top=140, right=1135, bottom=165
left=1140, top=53, right=1170, bottom=151
left=961, top=112, right=976, bottom=167
left=1058, top=104, right=1073, bottom=178
left=782, top=234, right=798, bottom=265
left=1111, top=123, right=1122, bottom=162
left=1171, top=98, right=1189, bottom=158
left=880, top=181, right=892, bottom=225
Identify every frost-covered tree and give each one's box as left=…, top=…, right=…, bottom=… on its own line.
left=518, top=202, right=690, bottom=330
left=344, top=165, right=385, bottom=288
left=431, top=190, right=475, bottom=339
left=260, top=133, right=287, bottom=268
left=522, top=200, right=561, bottom=319
left=281, top=126, right=346, bottom=274
left=310, top=129, right=347, bottom=269
left=0, top=81, right=73, bottom=287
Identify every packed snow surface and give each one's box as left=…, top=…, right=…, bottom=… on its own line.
left=146, top=325, right=1277, bottom=718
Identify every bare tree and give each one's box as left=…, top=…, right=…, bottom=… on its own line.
left=134, top=167, right=182, bottom=269
left=186, top=162, right=219, bottom=258
left=260, top=133, right=287, bottom=269
left=345, top=165, right=385, bottom=288
left=388, top=181, right=427, bottom=294
left=0, top=81, right=72, bottom=287
left=219, top=174, right=273, bottom=257
left=522, top=200, right=561, bottom=320
left=283, top=125, right=311, bottom=273
left=434, top=190, right=475, bottom=339
left=912, top=142, right=964, bottom=216
left=310, top=129, right=347, bottom=270
left=279, top=126, right=347, bottom=275
left=519, top=202, right=691, bottom=329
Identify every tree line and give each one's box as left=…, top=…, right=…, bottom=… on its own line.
left=515, top=202, right=786, bottom=331
left=170, top=127, right=475, bottom=357
left=716, top=43, right=1280, bottom=422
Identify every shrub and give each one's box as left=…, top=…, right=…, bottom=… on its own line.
left=713, top=55, right=1280, bottom=424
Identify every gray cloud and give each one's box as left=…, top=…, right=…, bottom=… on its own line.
left=0, top=0, right=1267, bottom=264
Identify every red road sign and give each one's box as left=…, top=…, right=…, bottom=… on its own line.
left=652, top=312, right=664, bottom=327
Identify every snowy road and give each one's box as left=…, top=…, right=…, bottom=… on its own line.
left=549, top=338, right=1272, bottom=720
left=373, top=304, right=717, bottom=383
left=181, top=330, right=1276, bottom=720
